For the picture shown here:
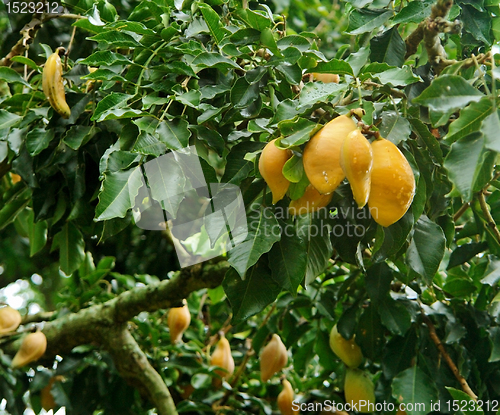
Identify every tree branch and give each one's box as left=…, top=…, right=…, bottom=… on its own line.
left=422, top=313, right=478, bottom=400
left=0, top=13, right=84, bottom=67
left=100, top=324, right=178, bottom=415
left=478, top=192, right=500, bottom=245
left=1, top=261, right=229, bottom=359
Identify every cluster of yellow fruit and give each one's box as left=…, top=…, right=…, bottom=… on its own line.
left=329, top=325, right=375, bottom=413
left=259, top=114, right=416, bottom=227
left=167, top=307, right=295, bottom=414
left=0, top=306, right=47, bottom=369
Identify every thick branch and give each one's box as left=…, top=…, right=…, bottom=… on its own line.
left=2, top=261, right=229, bottom=359
left=422, top=314, right=478, bottom=399
left=100, top=325, right=178, bottom=415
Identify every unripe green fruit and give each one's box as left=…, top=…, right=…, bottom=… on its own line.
left=329, top=325, right=363, bottom=368
left=344, top=368, right=376, bottom=414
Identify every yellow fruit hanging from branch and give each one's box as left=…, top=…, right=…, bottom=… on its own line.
left=303, top=115, right=357, bottom=195
left=260, top=333, right=288, bottom=382
left=259, top=139, right=292, bottom=204
left=340, top=129, right=373, bottom=208
left=0, top=306, right=22, bottom=334
left=368, top=138, right=415, bottom=227
left=11, top=331, right=47, bottom=369
left=42, top=48, right=71, bottom=119
left=344, top=368, right=376, bottom=414
left=167, top=302, right=191, bottom=343
left=329, top=325, right=363, bottom=368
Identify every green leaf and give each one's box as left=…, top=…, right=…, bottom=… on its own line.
left=223, top=260, right=281, bottom=324
left=95, top=167, right=143, bottom=221
left=52, top=222, right=86, bottom=275
left=297, top=82, right=348, bottom=110
left=79, top=50, right=132, bottom=66
left=192, top=52, right=241, bottom=73
left=447, top=241, right=488, bottom=269
left=0, top=187, right=31, bottom=230
left=81, top=68, right=127, bottom=82
left=409, top=118, right=443, bottom=164
left=461, top=4, right=492, bottom=45
left=355, top=303, right=385, bottom=360
left=346, top=46, right=370, bottom=77
left=312, top=59, right=354, bottom=77
left=198, top=3, right=229, bottom=44
left=370, top=27, right=406, bottom=67
left=488, top=327, right=500, bottom=362
left=157, top=118, right=191, bottom=150
left=132, top=131, right=166, bottom=156
left=141, top=157, right=186, bottom=218
left=296, top=215, right=333, bottom=286
left=222, top=141, right=264, bottom=185
left=443, top=271, right=476, bottom=297
left=481, top=109, right=500, bottom=152
left=268, top=222, right=307, bottom=293
left=282, top=155, right=304, bottom=183
left=382, top=329, right=417, bottom=378
left=392, top=0, right=433, bottom=24
left=365, top=263, right=393, bottom=305
left=378, top=111, right=411, bottom=144
left=444, top=98, right=493, bottom=143
left=412, top=75, right=484, bottom=113
left=63, top=125, right=98, bottom=150
left=0, top=110, right=22, bottom=130
left=27, top=210, right=48, bottom=257
left=230, top=77, right=260, bottom=109
left=392, top=366, right=439, bottom=415
left=228, top=204, right=281, bottom=278
left=25, top=128, right=55, bottom=156
left=377, top=298, right=411, bottom=335
left=480, top=257, right=500, bottom=285
left=10, top=56, right=39, bottom=70
left=91, top=93, right=139, bottom=122
left=406, top=215, right=445, bottom=284
left=279, top=117, right=318, bottom=147
left=0, top=67, right=31, bottom=87
left=374, top=67, right=421, bottom=87
left=346, top=9, right=393, bottom=35
left=445, top=387, right=484, bottom=414
left=88, top=31, right=140, bottom=47
left=444, top=132, right=485, bottom=201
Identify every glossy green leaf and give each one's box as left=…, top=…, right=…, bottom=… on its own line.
left=0, top=67, right=31, bottom=87
left=406, top=215, right=445, bottom=284
left=392, top=366, right=439, bottom=415
left=52, top=222, right=86, bottom=275
left=444, top=98, right=493, bottom=143
left=370, top=27, right=406, bottom=67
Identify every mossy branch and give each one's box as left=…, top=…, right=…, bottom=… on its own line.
left=1, top=261, right=229, bottom=412
left=100, top=325, right=178, bottom=415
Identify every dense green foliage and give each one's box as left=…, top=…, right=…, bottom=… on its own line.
left=1, top=0, right=500, bottom=414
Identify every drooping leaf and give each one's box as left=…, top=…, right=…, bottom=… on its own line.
left=406, top=215, right=445, bottom=284
left=370, top=26, right=406, bottom=67
left=444, top=98, right=493, bottom=143
left=223, top=260, right=281, bottom=324
left=52, top=222, right=86, bottom=275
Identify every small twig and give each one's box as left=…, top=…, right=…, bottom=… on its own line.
left=453, top=202, right=470, bottom=222
left=421, top=313, right=478, bottom=400
left=21, top=311, right=55, bottom=325
left=478, top=192, right=500, bottom=245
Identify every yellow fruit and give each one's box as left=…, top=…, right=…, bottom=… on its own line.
left=368, top=138, right=415, bottom=227
left=167, top=302, right=191, bottom=343
left=210, top=336, right=235, bottom=382
left=42, top=50, right=71, bottom=119
left=259, top=139, right=292, bottom=204
left=312, top=73, right=340, bottom=83
left=329, top=325, right=363, bottom=368
left=277, top=379, right=299, bottom=415
left=340, top=129, right=373, bottom=208
left=289, top=184, right=333, bottom=216
left=11, top=331, right=47, bottom=369
left=9, top=173, right=21, bottom=184
left=344, top=368, right=376, bottom=413
left=0, top=306, right=22, bottom=334
left=260, top=334, right=288, bottom=382
left=303, top=115, right=358, bottom=194
left=40, top=376, right=64, bottom=411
